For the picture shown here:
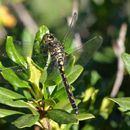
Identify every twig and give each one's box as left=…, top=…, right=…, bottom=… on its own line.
left=110, top=23, right=127, bottom=97
left=67, top=0, right=82, bottom=51
left=67, top=0, right=79, bottom=26
left=0, top=26, right=7, bottom=37
left=10, top=3, right=38, bottom=36
left=34, top=125, right=41, bottom=130
left=63, top=0, right=80, bottom=47
left=71, top=0, right=82, bottom=53
left=72, top=0, right=79, bottom=19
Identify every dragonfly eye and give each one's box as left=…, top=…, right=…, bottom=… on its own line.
left=47, top=34, right=54, bottom=41
left=42, top=33, right=54, bottom=44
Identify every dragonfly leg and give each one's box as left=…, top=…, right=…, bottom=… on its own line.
left=44, top=52, right=51, bottom=70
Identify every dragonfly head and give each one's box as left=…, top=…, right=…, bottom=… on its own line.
left=42, top=33, right=55, bottom=45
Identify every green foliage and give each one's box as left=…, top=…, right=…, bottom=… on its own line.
left=109, top=53, right=130, bottom=116
left=1, top=1, right=130, bottom=130
left=76, top=113, right=95, bottom=121
left=0, top=87, right=24, bottom=99
left=12, top=114, right=39, bottom=128
left=6, top=36, right=27, bottom=68
left=0, top=25, right=96, bottom=129
left=0, top=109, right=23, bottom=118
left=0, top=62, right=30, bottom=89
left=122, top=53, right=130, bottom=75
left=109, top=97, right=130, bottom=115
left=47, top=109, right=78, bottom=124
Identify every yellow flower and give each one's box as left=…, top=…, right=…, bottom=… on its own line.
left=0, top=5, right=17, bottom=28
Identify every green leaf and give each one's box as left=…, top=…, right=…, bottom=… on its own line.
left=35, top=25, right=49, bottom=43
left=27, top=57, right=42, bottom=87
left=64, top=55, right=76, bottom=76
left=100, top=97, right=114, bottom=119
left=27, top=57, right=43, bottom=99
left=0, top=62, right=31, bottom=89
left=53, top=86, right=80, bottom=112
left=47, top=109, right=78, bottom=124
left=44, top=99, right=56, bottom=109
left=64, top=36, right=74, bottom=54
left=46, top=68, right=60, bottom=85
left=67, top=65, right=83, bottom=84
left=53, top=88, right=69, bottom=109
left=0, top=93, right=38, bottom=114
left=33, top=25, right=49, bottom=55
left=0, top=109, right=23, bottom=118
left=122, top=53, right=130, bottom=75
left=109, top=97, right=130, bottom=112
left=23, top=90, right=32, bottom=99
left=45, top=81, right=56, bottom=96
left=90, top=71, right=101, bottom=85
left=83, top=87, right=98, bottom=102
left=0, top=94, right=30, bottom=108
left=32, top=25, right=49, bottom=68
left=6, top=36, right=27, bottom=68
left=0, top=87, right=25, bottom=99
left=40, top=68, right=47, bottom=85
left=94, top=47, right=115, bottom=63
left=21, top=28, right=33, bottom=57
left=77, top=113, right=95, bottom=121
left=12, top=114, right=39, bottom=128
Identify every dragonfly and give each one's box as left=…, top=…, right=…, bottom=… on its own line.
left=0, top=14, right=103, bottom=114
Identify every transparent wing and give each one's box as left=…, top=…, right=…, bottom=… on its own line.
left=62, top=12, right=78, bottom=45
left=0, top=34, right=103, bottom=70
left=0, top=36, right=34, bottom=83
left=61, top=13, right=103, bottom=66
left=64, top=35, right=103, bottom=66
left=0, top=36, right=34, bottom=57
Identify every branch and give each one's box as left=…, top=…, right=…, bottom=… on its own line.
left=10, top=3, right=38, bottom=36
left=34, top=125, right=41, bottom=130
left=110, top=23, right=127, bottom=97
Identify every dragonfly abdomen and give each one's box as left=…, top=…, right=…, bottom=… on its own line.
left=57, top=59, right=79, bottom=114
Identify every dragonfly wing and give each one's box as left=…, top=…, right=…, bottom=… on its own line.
left=62, top=12, right=78, bottom=45
left=66, top=35, right=103, bottom=66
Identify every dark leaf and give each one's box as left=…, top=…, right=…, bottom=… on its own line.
left=6, top=36, right=27, bottom=68
left=0, top=62, right=30, bottom=89
left=77, top=113, right=95, bottom=121
left=12, top=114, right=39, bottom=128
left=0, top=109, right=23, bottom=118
left=122, top=53, right=130, bottom=75
left=47, top=109, right=78, bottom=124
left=0, top=87, right=25, bottom=99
